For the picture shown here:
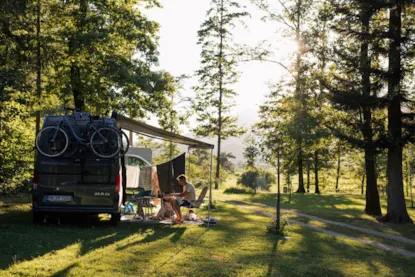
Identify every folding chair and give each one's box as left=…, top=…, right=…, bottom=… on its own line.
left=183, top=187, right=208, bottom=219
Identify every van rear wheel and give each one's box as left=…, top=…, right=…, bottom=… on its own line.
left=110, top=213, right=120, bottom=226
left=32, top=211, right=44, bottom=224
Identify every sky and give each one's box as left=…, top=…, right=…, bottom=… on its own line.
left=143, top=0, right=294, bottom=162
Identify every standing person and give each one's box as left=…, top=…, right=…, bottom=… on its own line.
left=169, top=174, right=196, bottom=223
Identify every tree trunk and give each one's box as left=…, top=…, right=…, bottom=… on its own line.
left=215, top=0, right=224, bottom=190
left=169, top=94, right=174, bottom=159
left=69, top=0, right=87, bottom=111
left=35, top=0, right=41, bottom=136
left=406, top=160, right=411, bottom=197
left=294, top=1, right=305, bottom=194
left=335, top=144, right=341, bottom=193
left=307, top=162, right=310, bottom=193
left=360, top=9, right=381, bottom=216
left=296, top=144, right=306, bottom=193
left=276, top=149, right=281, bottom=231
left=361, top=173, right=365, bottom=195
left=410, top=169, right=414, bottom=208
left=71, top=64, right=84, bottom=110
left=314, top=150, right=320, bottom=194
left=287, top=173, right=292, bottom=204
left=365, top=149, right=381, bottom=215
left=383, top=4, right=412, bottom=223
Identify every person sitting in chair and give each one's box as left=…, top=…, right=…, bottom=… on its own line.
left=168, top=174, right=196, bottom=223
left=175, top=174, right=196, bottom=207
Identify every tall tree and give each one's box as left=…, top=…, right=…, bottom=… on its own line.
left=0, top=0, right=39, bottom=193
left=327, top=0, right=383, bottom=215
left=45, top=0, right=173, bottom=118
left=194, top=0, right=248, bottom=189
left=157, top=74, right=192, bottom=160
left=382, top=2, right=413, bottom=223
left=307, top=0, right=333, bottom=194
left=219, top=152, right=236, bottom=172
left=243, top=145, right=259, bottom=169
left=253, top=0, right=313, bottom=193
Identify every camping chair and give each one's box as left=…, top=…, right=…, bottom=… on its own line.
left=183, top=187, right=208, bottom=220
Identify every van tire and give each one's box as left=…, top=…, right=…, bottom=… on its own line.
left=33, top=211, right=44, bottom=224
left=110, top=213, right=120, bottom=225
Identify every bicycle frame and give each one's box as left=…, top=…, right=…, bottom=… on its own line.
left=53, top=111, right=109, bottom=146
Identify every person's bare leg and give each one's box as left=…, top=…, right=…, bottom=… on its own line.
left=171, top=200, right=183, bottom=222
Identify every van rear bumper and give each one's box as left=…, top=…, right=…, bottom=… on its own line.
left=32, top=205, right=120, bottom=214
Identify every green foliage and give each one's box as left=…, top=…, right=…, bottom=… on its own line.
left=193, top=0, right=248, bottom=140
left=266, top=216, right=290, bottom=236
left=44, top=0, right=170, bottom=115
left=223, top=187, right=251, bottom=194
left=0, top=0, right=176, bottom=194
left=219, top=152, right=236, bottom=173
left=237, top=168, right=276, bottom=193
left=0, top=0, right=37, bottom=194
left=243, top=134, right=260, bottom=169
left=193, top=0, right=248, bottom=188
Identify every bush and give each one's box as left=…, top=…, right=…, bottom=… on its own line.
left=267, top=216, right=290, bottom=236
left=237, top=168, right=276, bottom=193
left=193, top=179, right=209, bottom=189
left=223, top=187, right=251, bottom=194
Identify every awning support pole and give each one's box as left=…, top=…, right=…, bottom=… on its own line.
left=208, top=148, right=213, bottom=228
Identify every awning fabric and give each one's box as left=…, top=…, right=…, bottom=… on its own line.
left=111, top=111, right=214, bottom=149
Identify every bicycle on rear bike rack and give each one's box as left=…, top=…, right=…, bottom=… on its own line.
left=35, top=108, right=129, bottom=159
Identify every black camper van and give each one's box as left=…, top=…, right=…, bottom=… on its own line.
left=32, top=112, right=125, bottom=225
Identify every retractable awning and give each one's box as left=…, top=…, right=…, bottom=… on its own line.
left=111, top=111, right=214, bottom=149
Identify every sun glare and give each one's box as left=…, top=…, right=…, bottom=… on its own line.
left=279, top=39, right=299, bottom=55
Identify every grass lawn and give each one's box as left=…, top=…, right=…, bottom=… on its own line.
left=1, top=194, right=415, bottom=277
left=216, top=190, right=415, bottom=240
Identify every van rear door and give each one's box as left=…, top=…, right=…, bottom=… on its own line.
left=35, top=156, right=120, bottom=208
left=75, top=160, right=120, bottom=207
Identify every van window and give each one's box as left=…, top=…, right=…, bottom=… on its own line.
left=127, top=156, right=148, bottom=167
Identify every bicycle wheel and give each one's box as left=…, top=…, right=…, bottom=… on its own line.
left=36, top=126, right=69, bottom=158
left=119, top=130, right=130, bottom=156
left=90, top=127, right=121, bottom=158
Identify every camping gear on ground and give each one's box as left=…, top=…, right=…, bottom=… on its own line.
left=122, top=202, right=135, bottom=215
left=200, top=216, right=218, bottom=225
left=184, top=210, right=198, bottom=221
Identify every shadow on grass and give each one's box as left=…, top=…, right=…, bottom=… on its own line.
left=265, top=235, right=280, bottom=277
left=0, top=198, right=188, bottom=271
left=51, top=263, right=78, bottom=277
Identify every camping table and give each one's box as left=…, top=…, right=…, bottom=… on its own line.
left=134, top=196, right=155, bottom=221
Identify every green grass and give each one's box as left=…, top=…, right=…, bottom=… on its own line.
left=215, top=189, right=415, bottom=239
left=1, top=193, right=415, bottom=277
